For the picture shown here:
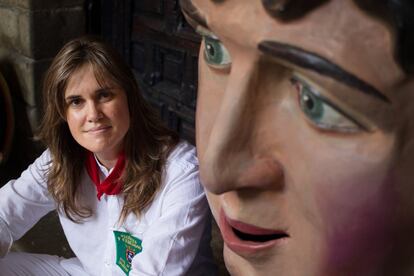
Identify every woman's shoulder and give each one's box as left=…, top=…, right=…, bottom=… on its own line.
left=166, top=140, right=198, bottom=169
left=21, top=149, right=53, bottom=180
left=29, top=148, right=53, bottom=170
left=160, top=141, right=203, bottom=198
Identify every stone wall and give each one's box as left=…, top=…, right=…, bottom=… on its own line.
left=0, top=0, right=86, bottom=182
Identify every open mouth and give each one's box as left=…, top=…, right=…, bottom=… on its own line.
left=220, top=209, right=289, bottom=255
left=232, top=227, right=289, bottom=242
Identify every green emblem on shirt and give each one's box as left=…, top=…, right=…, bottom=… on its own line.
left=113, top=230, right=143, bottom=275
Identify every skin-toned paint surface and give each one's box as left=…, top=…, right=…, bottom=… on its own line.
left=65, top=64, right=130, bottom=169
left=182, top=0, right=414, bottom=275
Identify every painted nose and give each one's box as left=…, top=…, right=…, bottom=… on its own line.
left=200, top=57, right=284, bottom=195
left=86, top=101, right=103, bottom=122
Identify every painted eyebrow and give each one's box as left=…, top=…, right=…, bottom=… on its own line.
left=259, top=41, right=390, bottom=103
left=179, top=0, right=389, bottom=104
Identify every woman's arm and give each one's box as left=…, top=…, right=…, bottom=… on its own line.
left=0, top=150, right=56, bottom=256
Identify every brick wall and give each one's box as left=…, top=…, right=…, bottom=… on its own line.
left=0, top=0, right=86, bottom=183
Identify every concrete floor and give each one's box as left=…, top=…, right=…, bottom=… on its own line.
left=11, top=211, right=74, bottom=259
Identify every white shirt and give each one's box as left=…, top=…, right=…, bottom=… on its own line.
left=0, top=142, right=215, bottom=275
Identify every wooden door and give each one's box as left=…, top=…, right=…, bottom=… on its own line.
left=98, top=0, right=201, bottom=144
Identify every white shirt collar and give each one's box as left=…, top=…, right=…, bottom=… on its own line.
left=93, top=154, right=114, bottom=178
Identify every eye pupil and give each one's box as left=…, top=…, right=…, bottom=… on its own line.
left=206, top=43, right=215, bottom=57
left=303, top=94, right=314, bottom=110
left=300, top=88, right=323, bottom=121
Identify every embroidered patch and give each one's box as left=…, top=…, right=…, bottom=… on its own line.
left=113, top=230, right=143, bottom=275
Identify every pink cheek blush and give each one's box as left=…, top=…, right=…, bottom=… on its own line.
left=320, top=172, right=397, bottom=273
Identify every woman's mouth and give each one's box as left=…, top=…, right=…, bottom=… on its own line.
left=86, top=126, right=111, bottom=134
left=219, top=209, right=289, bottom=256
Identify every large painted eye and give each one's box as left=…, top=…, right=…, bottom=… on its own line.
left=202, top=35, right=231, bottom=68
left=291, top=76, right=361, bottom=132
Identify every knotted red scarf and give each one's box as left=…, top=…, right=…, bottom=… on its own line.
left=85, top=151, right=126, bottom=200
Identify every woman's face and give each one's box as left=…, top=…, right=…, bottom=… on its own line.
left=182, top=0, right=414, bottom=274
left=65, top=64, right=130, bottom=163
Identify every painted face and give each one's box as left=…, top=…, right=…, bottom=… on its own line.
left=65, top=64, right=130, bottom=166
left=182, top=0, right=414, bottom=275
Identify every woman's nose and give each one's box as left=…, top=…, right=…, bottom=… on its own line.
left=86, top=101, right=103, bottom=122
left=199, top=57, right=284, bottom=195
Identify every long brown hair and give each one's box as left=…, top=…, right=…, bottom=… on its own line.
left=38, top=36, right=179, bottom=222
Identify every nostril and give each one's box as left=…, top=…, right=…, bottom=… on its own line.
left=87, top=109, right=104, bottom=122
left=199, top=162, right=239, bottom=195
left=199, top=157, right=284, bottom=195
left=199, top=170, right=228, bottom=195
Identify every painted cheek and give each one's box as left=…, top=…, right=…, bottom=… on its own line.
left=316, top=166, right=396, bottom=271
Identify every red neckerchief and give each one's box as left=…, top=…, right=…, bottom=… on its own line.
left=85, top=151, right=126, bottom=200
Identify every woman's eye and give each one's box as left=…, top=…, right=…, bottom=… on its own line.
left=202, top=35, right=232, bottom=68
left=67, top=98, right=83, bottom=108
left=291, top=76, right=361, bottom=133
left=98, top=90, right=113, bottom=102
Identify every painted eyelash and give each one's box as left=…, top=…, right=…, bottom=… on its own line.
left=291, top=75, right=369, bottom=132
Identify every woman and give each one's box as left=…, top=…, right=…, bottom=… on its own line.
left=0, top=36, right=215, bottom=275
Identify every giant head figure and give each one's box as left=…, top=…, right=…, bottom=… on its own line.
left=181, top=0, right=414, bottom=275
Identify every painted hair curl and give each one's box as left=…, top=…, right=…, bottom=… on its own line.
left=261, top=0, right=414, bottom=74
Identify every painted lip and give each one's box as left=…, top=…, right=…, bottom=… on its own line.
left=219, top=209, right=289, bottom=256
